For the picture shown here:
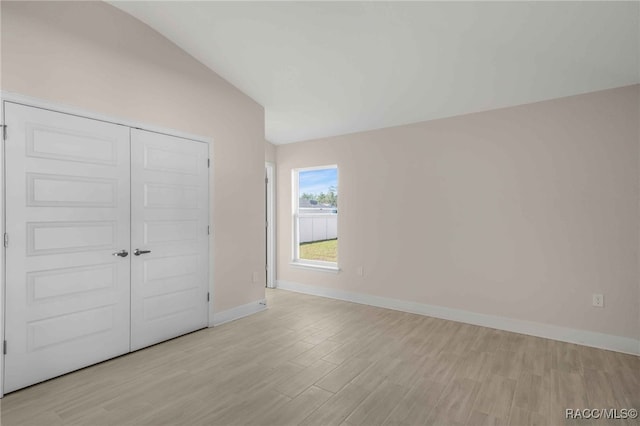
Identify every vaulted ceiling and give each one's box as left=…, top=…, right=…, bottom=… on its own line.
left=111, top=1, right=640, bottom=144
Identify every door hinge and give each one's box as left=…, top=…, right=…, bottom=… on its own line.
left=207, top=292, right=210, bottom=302
left=265, top=264, right=268, bottom=271
left=207, top=225, right=210, bottom=235
left=3, top=233, right=8, bottom=248
left=265, top=220, right=268, bottom=229
left=207, top=158, right=210, bottom=168
left=3, top=340, right=6, bottom=355
left=1, top=124, right=6, bottom=141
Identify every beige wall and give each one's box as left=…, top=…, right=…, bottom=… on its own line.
left=276, top=85, right=640, bottom=340
left=266, top=140, right=277, bottom=163
left=1, top=1, right=266, bottom=312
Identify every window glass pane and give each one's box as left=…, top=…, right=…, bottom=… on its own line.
left=297, top=167, right=338, bottom=263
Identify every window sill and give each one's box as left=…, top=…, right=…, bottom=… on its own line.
left=289, top=261, right=341, bottom=274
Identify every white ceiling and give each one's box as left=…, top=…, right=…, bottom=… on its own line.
left=111, top=1, right=640, bottom=145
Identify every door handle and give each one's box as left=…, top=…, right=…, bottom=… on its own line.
left=134, top=249, right=151, bottom=256
left=113, top=249, right=129, bottom=257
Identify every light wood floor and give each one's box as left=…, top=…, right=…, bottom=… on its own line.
left=1, top=289, right=638, bottom=426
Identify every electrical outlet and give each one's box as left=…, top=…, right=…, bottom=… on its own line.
left=592, top=294, right=604, bottom=308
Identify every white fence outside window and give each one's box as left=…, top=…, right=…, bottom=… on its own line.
left=299, top=214, right=337, bottom=243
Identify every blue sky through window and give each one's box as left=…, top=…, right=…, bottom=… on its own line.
left=299, top=167, right=338, bottom=196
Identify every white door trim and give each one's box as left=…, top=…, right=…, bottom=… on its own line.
left=1, top=98, right=6, bottom=399
left=0, top=92, right=215, bottom=397
left=0, top=91, right=211, bottom=144
left=265, top=162, right=276, bottom=289
left=208, top=143, right=216, bottom=327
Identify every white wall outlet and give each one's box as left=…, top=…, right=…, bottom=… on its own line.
left=252, top=271, right=261, bottom=284
left=356, top=266, right=364, bottom=276
left=592, top=294, right=604, bottom=308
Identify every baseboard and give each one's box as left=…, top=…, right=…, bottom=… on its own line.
left=211, top=298, right=268, bottom=327
left=276, top=280, right=640, bottom=356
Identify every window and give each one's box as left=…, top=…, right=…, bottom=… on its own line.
left=292, top=165, right=339, bottom=271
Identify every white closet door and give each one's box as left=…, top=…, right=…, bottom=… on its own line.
left=130, top=129, right=209, bottom=351
left=4, top=103, right=131, bottom=393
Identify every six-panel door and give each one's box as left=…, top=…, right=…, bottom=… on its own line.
left=3, top=103, right=210, bottom=392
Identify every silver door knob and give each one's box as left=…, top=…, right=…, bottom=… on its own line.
left=112, top=249, right=128, bottom=257
left=134, top=249, right=151, bottom=256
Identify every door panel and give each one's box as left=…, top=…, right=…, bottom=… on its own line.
left=27, top=124, right=118, bottom=164
left=4, top=103, right=131, bottom=393
left=27, top=221, right=117, bottom=255
left=27, top=173, right=117, bottom=207
left=144, top=183, right=199, bottom=209
left=130, top=129, right=209, bottom=351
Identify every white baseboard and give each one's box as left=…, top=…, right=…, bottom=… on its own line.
left=211, top=299, right=268, bottom=327
left=276, top=280, right=640, bottom=356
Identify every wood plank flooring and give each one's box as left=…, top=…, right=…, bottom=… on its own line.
left=1, top=289, right=638, bottom=425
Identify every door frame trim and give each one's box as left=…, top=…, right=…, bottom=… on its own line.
left=1, top=97, right=5, bottom=399
left=265, top=162, right=276, bottom=288
left=0, top=91, right=211, bottom=144
left=0, top=91, right=214, bottom=398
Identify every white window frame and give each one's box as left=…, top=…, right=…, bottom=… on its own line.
left=291, top=165, right=340, bottom=273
